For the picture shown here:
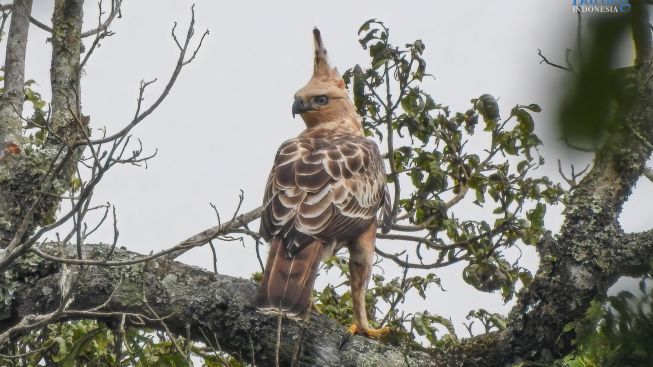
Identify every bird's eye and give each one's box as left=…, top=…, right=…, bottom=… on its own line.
left=313, top=95, right=329, bottom=106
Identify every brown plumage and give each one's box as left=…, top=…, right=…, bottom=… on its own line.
left=256, top=28, right=391, bottom=336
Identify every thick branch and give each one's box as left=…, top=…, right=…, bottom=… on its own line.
left=1, top=243, right=434, bottom=367
left=0, top=0, right=32, bottom=132
left=0, top=0, right=84, bottom=254
left=619, top=229, right=653, bottom=276
left=50, top=0, right=84, bottom=139
left=0, top=0, right=33, bottom=248
left=28, top=205, right=264, bottom=266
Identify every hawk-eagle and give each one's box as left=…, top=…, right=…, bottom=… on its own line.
left=256, top=28, right=391, bottom=337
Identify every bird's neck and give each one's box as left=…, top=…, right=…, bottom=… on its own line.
left=301, top=117, right=364, bottom=137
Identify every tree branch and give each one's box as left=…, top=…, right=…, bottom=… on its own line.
left=0, top=0, right=33, bottom=247
left=493, top=61, right=653, bottom=363
left=618, top=229, right=653, bottom=276
left=29, top=0, right=122, bottom=38
left=0, top=0, right=32, bottom=127
left=537, top=49, right=572, bottom=71
left=28, top=205, right=264, bottom=266
left=2, top=243, right=435, bottom=367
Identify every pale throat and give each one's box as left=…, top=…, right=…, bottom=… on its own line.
left=301, top=112, right=364, bottom=136
left=300, top=97, right=364, bottom=134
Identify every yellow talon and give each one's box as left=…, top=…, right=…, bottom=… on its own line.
left=346, top=324, right=390, bottom=338
left=347, top=324, right=360, bottom=335
left=364, top=326, right=390, bottom=338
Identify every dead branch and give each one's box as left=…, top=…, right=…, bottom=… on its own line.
left=537, top=49, right=572, bottom=71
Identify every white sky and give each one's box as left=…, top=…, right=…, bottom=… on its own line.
left=15, top=0, right=653, bottom=336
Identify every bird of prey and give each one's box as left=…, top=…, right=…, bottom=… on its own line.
left=256, top=28, right=392, bottom=337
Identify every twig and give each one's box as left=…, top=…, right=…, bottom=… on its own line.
left=537, top=49, right=571, bottom=71
left=80, top=0, right=116, bottom=69
left=30, top=206, right=263, bottom=266
left=71, top=5, right=209, bottom=148
left=375, top=246, right=469, bottom=269
left=557, top=159, right=590, bottom=188
left=209, top=240, right=218, bottom=274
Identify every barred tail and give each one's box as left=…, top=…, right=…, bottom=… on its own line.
left=256, top=237, right=321, bottom=315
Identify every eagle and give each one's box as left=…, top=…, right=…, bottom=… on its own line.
left=256, top=28, right=391, bottom=337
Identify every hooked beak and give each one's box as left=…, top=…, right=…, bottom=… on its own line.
left=292, top=97, right=313, bottom=118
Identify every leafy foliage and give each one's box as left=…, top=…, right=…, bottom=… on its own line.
left=554, top=278, right=653, bottom=367
left=1, top=320, right=245, bottom=367
left=313, top=19, right=563, bottom=348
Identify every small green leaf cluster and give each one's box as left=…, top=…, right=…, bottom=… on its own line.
left=555, top=278, right=653, bottom=367
left=2, top=320, right=246, bottom=367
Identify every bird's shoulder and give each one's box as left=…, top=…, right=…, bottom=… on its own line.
left=275, top=129, right=382, bottom=163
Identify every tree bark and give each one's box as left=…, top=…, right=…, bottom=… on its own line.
left=1, top=243, right=435, bottom=367
left=0, top=0, right=32, bottom=140
left=0, top=0, right=84, bottom=254
left=0, top=0, right=33, bottom=248
left=50, top=0, right=84, bottom=139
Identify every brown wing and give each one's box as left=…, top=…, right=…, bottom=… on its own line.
left=260, top=133, right=389, bottom=257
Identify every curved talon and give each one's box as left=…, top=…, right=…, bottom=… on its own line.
left=346, top=324, right=390, bottom=338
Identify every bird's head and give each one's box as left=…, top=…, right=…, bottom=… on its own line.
left=293, top=28, right=361, bottom=132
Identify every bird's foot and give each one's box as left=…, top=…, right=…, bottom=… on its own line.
left=346, top=324, right=390, bottom=338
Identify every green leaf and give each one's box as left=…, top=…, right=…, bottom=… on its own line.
left=358, top=18, right=377, bottom=34
left=476, top=94, right=500, bottom=123
left=60, top=328, right=104, bottom=367
left=525, top=103, right=541, bottom=112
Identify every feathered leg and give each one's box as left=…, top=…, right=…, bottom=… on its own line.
left=256, top=237, right=322, bottom=315
left=346, top=222, right=389, bottom=337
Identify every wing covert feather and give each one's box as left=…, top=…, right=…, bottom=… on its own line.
left=260, top=133, right=390, bottom=256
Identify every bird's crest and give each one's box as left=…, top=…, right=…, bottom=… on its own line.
left=311, top=28, right=345, bottom=89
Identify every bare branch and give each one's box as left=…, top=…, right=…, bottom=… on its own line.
left=375, top=246, right=468, bottom=269
left=29, top=205, right=263, bottom=266
left=557, top=159, right=590, bottom=188
left=29, top=0, right=122, bottom=38
left=72, top=5, right=208, bottom=149
left=80, top=0, right=121, bottom=38
left=27, top=15, right=50, bottom=32
left=80, top=1, right=116, bottom=68
left=537, top=49, right=572, bottom=71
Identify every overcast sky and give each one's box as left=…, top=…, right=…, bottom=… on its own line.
left=16, top=0, right=653, bottom=336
